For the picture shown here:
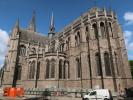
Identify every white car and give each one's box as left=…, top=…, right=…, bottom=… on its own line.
left=83, top=89, right=113, bottom=100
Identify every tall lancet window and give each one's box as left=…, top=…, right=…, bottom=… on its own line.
left=64, top=61, right=69, bottom=79
left=51, top=59, right=55, bottom=78
left=19, top=45, right=26, bottom=56
left=75, top=36, right=77, bottom=46
left=59, top=59, right=63, bottom=79
left=114, top=52, right=120, bottom=76
left=63, top=61, right=66, bottom=79
left=100, top=22, right=105, bottom=37
left=77, top=31, right=80, bottom=45
left=104, top=52, right=112, bottom=76
left=109, top=22, right=113, bottom=37
left=29, top=61, right=35, bottom=79
left=95, top=53, right=101, bottom=76
left=68, top=37, right=70, bottom=50
left=76, top=58, right=81, bottom=78
left=92, top=23, right=98, bottom=39
left=46, top=60, right=50, bottom=79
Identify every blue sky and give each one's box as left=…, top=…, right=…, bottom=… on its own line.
left=0, top=0, right=133, bottom=67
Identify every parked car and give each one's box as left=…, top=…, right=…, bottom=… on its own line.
left=83, top=89, right=113, bottom=100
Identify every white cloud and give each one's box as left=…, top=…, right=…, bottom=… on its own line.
left=0, top=29, right=9, bottom=68
left=124, top=30, right=132, bottom=38
left=124, top=30, right=133, bottom=60
left=124, top=12, right=133, bottom=25
left=128, top=55, right=133, bottom=60
left=124, top=31, right=132, bottom=46
left=128, top=42, right=133, bottom=50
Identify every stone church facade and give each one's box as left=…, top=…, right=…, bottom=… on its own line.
left=2, top=7, right=132, bottom=92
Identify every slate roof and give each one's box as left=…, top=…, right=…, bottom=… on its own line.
left=19, top=29, right=49, bottom=45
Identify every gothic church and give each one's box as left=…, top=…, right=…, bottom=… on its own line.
left=2, top=7, right=133, bottom=92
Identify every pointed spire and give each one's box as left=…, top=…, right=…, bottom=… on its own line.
left=28, top=11, right=36, bottom=32
left=49, top=12, right=55, bottom=33
left=12, top=18, right=20, bottom=36
left=14, top=18, right=19, bottom=29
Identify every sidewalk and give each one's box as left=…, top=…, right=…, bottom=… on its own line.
left=50, top=96, right=82, bottom=100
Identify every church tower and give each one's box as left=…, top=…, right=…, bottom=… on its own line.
left=2, top=19, right=20, bottom=87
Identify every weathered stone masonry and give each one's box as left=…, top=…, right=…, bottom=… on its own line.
left=2, top=7, right=133, bottom=92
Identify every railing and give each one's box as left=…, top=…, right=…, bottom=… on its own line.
left=24, top=88, right=91, bottom=97
left=89, top=10, right=117, bottom=19
left=28, top=54, right=43, bottom=58
left=45, top=52, right=67, bottom=57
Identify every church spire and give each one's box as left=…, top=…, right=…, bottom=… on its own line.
left=28, top=11, right=36, bottom=32
left=49, top=12, right=55, bottom=33
left=48, top=12, right=55, bottom=38
left=14, top=18, right=19, bottom=29
left=12, top=18, right=19, bottom=35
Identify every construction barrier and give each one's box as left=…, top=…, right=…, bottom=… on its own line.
left=3, top=87, right=24, bottom=97
left=16, top=87, right=24, bottom=97
left=3, top=87, right=10, bottom=96
left=8, top=87, right=17, bottom=97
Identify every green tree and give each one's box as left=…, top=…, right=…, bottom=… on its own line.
left=129, top=60, right=133, bottom=79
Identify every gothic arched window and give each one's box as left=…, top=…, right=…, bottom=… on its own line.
left=60, top=43, right=64, bottom=52
left=68, top=37, right=70, bottom=49
left=104, top=52, right=112, bottom=76
left=28, top=62, right=31, bottom=79
left=17, top=65, right=22, bottom=80
left=63, top=61, right=66, bottom=79
left=59, top=59, right=63, bottom=79
left=109, top=22, right=113, bottom=37
left=31, top=48, right=36, bottom=54
left=86, top=26, right=89, bottom=40
left=51, top=59, right=55, bottom=78
left=100, top=22, right=105, bottom=37
left=75, top=36, right=77, bottom=46
left=65, top=61, right=70, bottom=79
left=29, top=61, right=35, bottom=79
left=76, top=58, right=81, bottom=78
left=19, top=45, right=26, bottom=56
left=77, top=31, right=80, bottom=45
left=95, top=53, right=101, bottom=76
left=86, top=26, right=89, bottom=32
left=31, top=61, right=35, bottom=79
left=109, top=22, right=112, bottom=32
left=114, top=52, right=119, bottom=76
left=45, top=60, right=50, bottom=79
left=92, top=23, right=98, bottom=39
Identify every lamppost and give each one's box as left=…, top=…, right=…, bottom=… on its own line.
left=12, top=32, right=20, bottom=87
left=35, top=42, right=40, bottom=88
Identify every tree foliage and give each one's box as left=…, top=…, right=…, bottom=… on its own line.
left=129, top=60, right=133, bottom=79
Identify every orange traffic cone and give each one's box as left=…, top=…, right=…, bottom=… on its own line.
left=3, top=87, right=10, bottom=96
